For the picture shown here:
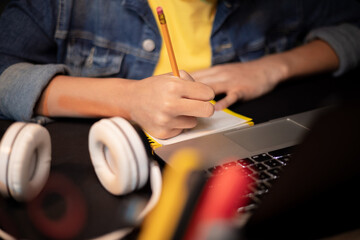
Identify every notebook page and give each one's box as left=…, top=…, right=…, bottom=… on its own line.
left=147, top=109, right=252, bottom=147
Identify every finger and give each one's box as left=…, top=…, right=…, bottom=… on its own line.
left=193, top=74, right=220, bottom=84
left=176, top=98, right=215, bottom=118
left=214, top=92, right=240, bottom=111
left=167, top=115, right=198, bottom=129
left=157, top=72, right=187, bottom=81
left=146, top=116, right=197, bottom=139
left=154, top=73, right=213, bottom=100
left=179, top=70, right=195, bottom=82
left=180, top=81, right=215, bottom=101
left=203, top=81, right=229, bottom=96
left=147, top=128, right=184, bottom=140
left=191, top=67, right=219, bottom=81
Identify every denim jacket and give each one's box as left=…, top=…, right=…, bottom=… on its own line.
left=1, top=0, right=360, bottom=121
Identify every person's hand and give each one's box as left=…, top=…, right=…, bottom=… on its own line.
left=192, top=40, right=341, bottom=111
left=126, top=70, right=215, bottom=139
left=191, top=58, right=286, bottom=111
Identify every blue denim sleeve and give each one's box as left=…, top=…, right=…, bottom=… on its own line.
left=305, top=24, right=360, bottom=77
left=302, top=0, right=360, bottom=76
left=0, top=0, right=63, bottom=122
left=0, top=63, right=70, bottom=122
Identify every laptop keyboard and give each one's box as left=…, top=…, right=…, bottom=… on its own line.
left=206, top=146, right=295, bottom=213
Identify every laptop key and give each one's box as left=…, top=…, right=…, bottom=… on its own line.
left=241, top=167, right=253, bottom=175
left=222, top=161, right=238, bottom=168
left=268, top=146, right=295, bottom=157
left=258, top=172, right=271, bottom=180
left=237, top=196, right=258, bottom=213
left=277, top=156, right=292, bottom=165
left=238, top=203, right=258, bottom=213
left=251, top=153, right=272, bottom=162
left=252, top=171, right=271, bottom=180
left=250, top=163, right=268, bottom=172
left=267, top=168, right=282, bottom=178
left=264, top=159, right=283, bottom=168
left=250, top=182, right=269, bottom=194
left=237, top=158, right=255, bottom=166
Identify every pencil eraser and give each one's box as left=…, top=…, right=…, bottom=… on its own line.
left=156, top=7, right=163, bottom=15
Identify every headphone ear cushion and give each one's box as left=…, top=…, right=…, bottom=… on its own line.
left=88, top=117, right=149, bottom=195
left=0, top=122, right=51, bottom=201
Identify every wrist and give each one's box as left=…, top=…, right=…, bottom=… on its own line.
left=111, top=78, right=136, bottom=119
left=99, top=77, right=135, bottom=119
left=37, top=75, right=136, bottom=119
left=260, top=54, right=291, bottom=84
left=264, top=40, right=340, bottom=82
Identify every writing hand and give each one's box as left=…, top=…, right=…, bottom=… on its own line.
left=127, top=70, right=215, bottom=139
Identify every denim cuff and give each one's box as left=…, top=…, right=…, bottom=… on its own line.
left=0, top=62, right=70, bottom=122
left=305, top=23, right=360, bottom=77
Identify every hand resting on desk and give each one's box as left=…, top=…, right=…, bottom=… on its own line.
left=193, top=40, right=340, bottom=111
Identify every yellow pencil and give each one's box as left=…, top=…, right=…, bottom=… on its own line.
left=156, top=6, right=180, bottom=77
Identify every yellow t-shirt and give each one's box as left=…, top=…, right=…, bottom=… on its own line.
left=148, top=0, right=217, bottom=75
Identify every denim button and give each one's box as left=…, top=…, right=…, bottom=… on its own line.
left=142, top=39, right=155, bottom=52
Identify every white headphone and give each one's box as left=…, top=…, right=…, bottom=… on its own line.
left=0, top=122, right=51, bottom=202
left=88, top=117, right=162, bottom=220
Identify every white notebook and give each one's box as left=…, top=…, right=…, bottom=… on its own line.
left=146, top=108, right=252, bottom=148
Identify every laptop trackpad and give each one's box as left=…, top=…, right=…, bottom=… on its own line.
left=224, top=120, right=308, bottom=152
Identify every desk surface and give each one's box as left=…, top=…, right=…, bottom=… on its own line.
left=0, top=69, right=359, bottom=239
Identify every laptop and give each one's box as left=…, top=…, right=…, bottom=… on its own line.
left=154, top=102, right=360, bottom=239
left=242, top=100, right=360, bottom=239
left=154, top=106, right=328, bottom=170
